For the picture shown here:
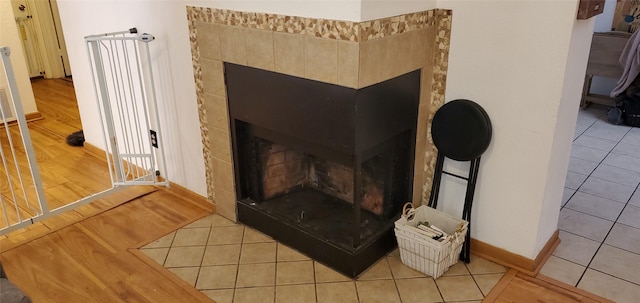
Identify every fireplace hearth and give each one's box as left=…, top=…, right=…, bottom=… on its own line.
left=227, top=63, right=420, bottom=277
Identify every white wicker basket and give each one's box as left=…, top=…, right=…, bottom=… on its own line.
left=394, top=203, right=468, bottom=279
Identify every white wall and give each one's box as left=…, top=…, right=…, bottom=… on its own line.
left=0, top=0, right=38, bottom=115
left=537, top=18, right=595, bottom=253
left=438, top=0, right=593, bottom=258
left=189, top=0, right=362, bottom=20
left=57, top=0, right=207, bottom=195
left=54, top=0, right=434, bottom=209
left=360, top=0, right=436, bottom=20
left=55, top=0, right=591, bottom=260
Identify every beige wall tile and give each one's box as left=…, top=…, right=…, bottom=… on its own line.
left=205, top=94, right=229, bottom=132
left=304, top=36, right=338, bottom=84
left=385, top=34, right=413, bottom=77
left=197, top=22, right=221, bottom=60
left=359, top=38, right=386, bottom=88
left=360, top=29, right=435, bottom=88
left=414, top=81, right=434, bottom=204
left=211, top=157, right=234, bottom=193
left=274, top=32, right=305, bottom=77
left=338, top=41, right=359, bottom=88
left=210, top=127, right=231, bottom=162
left=212, top=187, right=237, bottom=222
left=246, top=29, right=275, bottom=70
left=415, top=102, right=431, bottom=146
left=219, top=25, right=247, bottom=65
left=412, top=143, right=426, bottom=204
left=420, top=66, right=435, bottom=107
left=397, top=29, right=431, bottom=74
left=201, top=59, right=225, bottom=96
left=338, top=41, right=360, bottom=88
left=416, top=28, right=435, bottom=67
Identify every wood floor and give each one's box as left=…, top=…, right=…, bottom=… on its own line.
left=0, top=78, right=615, bottom=303
left=0, top=188, right=215, bottom=303
left=485, top=269, right=614, bottom=303
left=1, top=77, right=113, bottom=230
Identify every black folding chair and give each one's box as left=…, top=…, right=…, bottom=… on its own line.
left=428, top=99, right=492, bottom=263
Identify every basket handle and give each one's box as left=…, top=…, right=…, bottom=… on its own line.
left=402, top=202, right=415, bottom=220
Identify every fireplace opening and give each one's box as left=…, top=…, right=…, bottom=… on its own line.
left=226, top=63, right=420, bottom=277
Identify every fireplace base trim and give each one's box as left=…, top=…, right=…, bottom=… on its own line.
left=237, top=199, right=398, bottom=277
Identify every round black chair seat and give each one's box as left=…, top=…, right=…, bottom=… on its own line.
left=431, top=99, right=492, bottom=161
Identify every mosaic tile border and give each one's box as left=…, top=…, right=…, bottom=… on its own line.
left=187, top=10, right=215, bottom=203
left=186, top=6, right=435, bottom=42
left=422, top=9, right=452, bottom=205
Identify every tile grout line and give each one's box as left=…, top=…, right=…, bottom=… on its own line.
left=567, top=110, right=612, bottom=287
left=571, top=109, right=637, bottom=288
left=385, top=256, right=405, bottom=303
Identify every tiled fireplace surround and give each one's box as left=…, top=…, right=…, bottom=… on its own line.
left=187, top=6, right=452, bottom=222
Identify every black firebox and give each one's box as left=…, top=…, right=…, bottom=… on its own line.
left=226, top=63, right=420, bottom=277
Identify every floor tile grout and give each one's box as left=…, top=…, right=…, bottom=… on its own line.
left=142, top=218, right=506, bottom=303
left=557, top=105, right=640, bottom=294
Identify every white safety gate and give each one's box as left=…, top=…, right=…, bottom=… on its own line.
left=85, top=28, right=168, bottom=187
left=0, top=28, right=168, bottom=234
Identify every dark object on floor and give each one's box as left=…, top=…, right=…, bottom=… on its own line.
left=66, top=130, right=84, bottom=146
left=0, top=263, right=32, bottom=303
left=611, top=75, right=640, bottom=127
left=621, top=96, right=640, bottom=127
left=608, top=106, right=623, bottom=125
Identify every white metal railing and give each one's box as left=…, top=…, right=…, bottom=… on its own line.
left=1, top=46, right=121, bottom=234
left=1, top=46, right=47, bottom=232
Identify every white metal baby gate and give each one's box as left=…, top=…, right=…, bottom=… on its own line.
left=0, top=28, right=168, bottom=234
left=85, top=28, right=168, bottom=187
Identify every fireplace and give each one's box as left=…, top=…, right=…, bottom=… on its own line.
left=227, top=63, right=419, bottom=276
left=187, top=6, right=452, bottom=278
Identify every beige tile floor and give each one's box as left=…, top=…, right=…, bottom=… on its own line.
left=141, top=214, right=507, bottom=303
left=540, top=105, right=640, bottom=303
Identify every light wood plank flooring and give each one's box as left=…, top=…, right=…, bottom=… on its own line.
left=0, top=188, right=215, bottom=303
left=486, top=269, right=614, bottom=303
left=1, top=78, right=114, bottom=230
